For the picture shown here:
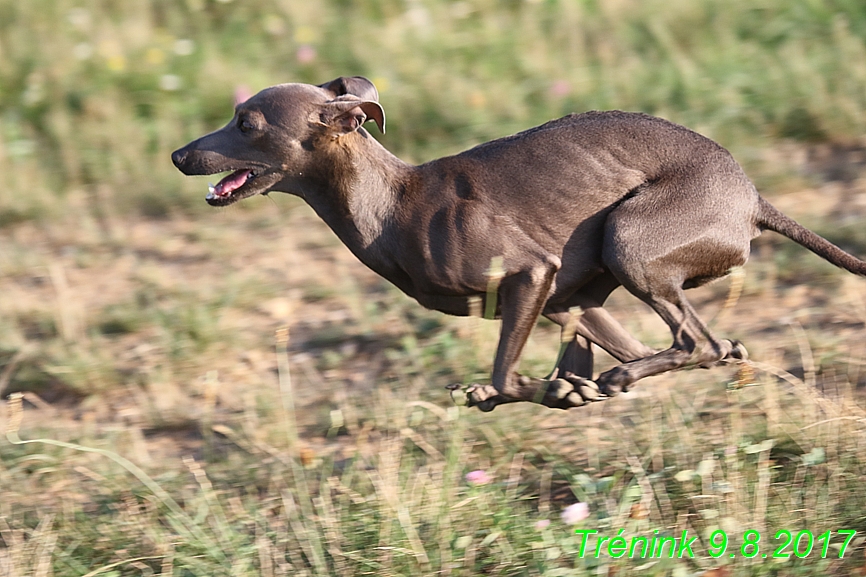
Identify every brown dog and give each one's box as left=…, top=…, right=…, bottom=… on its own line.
left=172, top=76, right=866, bottom=411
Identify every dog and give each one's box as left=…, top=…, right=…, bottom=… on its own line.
left=172, top=76, right=866, bottom=411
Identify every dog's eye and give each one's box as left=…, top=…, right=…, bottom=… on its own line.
left=238, top=118, right=255, bottom=133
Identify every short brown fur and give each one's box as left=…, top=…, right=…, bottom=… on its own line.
left=172, top=77, right=866, bottom=411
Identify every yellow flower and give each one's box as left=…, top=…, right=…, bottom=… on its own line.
left=146, top=48, right=165, bottom=65
left=107, top=55, right=126, bottom=72
left=294, top=26, right=317, bottom=44
left=372, top=77, right=390, bottom=94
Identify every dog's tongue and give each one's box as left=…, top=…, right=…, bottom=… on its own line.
left=209, top=169, right=252, bottom=197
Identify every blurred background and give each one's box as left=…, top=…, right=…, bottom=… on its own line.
left=3, top=0, right=866, bottom=575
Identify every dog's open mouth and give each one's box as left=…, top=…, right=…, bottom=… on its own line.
left=205, top=168, right=277, bottom=206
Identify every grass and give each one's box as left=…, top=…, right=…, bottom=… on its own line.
left=3, top=0, right=866, bottom=575
left=2, top=0, right=866, bottom=225
left=6, top=325, right=866, bottom=576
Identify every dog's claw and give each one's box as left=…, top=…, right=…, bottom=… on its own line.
left=447, top=383, right=466, bottom=405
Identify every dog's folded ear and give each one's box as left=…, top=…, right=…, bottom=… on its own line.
left=319, top=95, right=386, bottom=135
left=318, top=76, right=380, bottom=103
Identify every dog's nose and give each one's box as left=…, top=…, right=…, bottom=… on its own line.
left=171, top=148, right=188, bottom=168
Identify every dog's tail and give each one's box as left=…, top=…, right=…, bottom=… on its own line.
left=757, top=196, right=866, bottom=276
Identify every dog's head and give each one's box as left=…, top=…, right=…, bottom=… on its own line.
left=171, top=76, right=385, bottom=207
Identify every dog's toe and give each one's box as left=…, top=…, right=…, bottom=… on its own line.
left=598, top=381, right=624, bottom=397
left=564, top=392, right=587, bottom=407
left=727, top=340, right=748, bottom=361
left=548, top=378, right=574, bottom=400
left=465, top=383, right=505, bottom=411
left=563, top=373, right=603, bottom=402
left=542, top=376, right=605, bottom=408
left=476, top=399, right=499, bottom=412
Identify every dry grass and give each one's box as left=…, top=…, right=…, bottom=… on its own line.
left=3, top=186, right=866, bottom=575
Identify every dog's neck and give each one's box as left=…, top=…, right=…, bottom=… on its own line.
left=300, top=130, right=412, bottom=254
left=345, top=138, right=409, bottom=248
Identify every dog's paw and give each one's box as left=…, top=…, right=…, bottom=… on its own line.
left=454, top=375, right=607, bottom=411
left=594, top=367, right=630, bottom=397
left=544, top=378, right=587, bottom=408
left=523, top=375, right=601, bottom=409
left=698, top=339, right=750, bottom=369
left=464, top=383, right=505, bottom=412
left=562, top=373, right=603, bottom=402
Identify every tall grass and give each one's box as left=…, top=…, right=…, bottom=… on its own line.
left=5, top=331, right=866, bottom=575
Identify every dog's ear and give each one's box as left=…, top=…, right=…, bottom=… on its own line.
left=319, top=96, right=386, bottom=134
left=318, top=76, right=380, bottom=102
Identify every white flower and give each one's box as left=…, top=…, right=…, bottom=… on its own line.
left=561, top=502, right=590, bottom=525
left=160, top=75, right=182, bottom=91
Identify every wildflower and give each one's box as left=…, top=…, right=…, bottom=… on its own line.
left=465, top=470, right=491, bottom=486
left=561, top=502, right=590, bottom=525
left=296, top=45, right=317, bottom=64
left=106, top=55, right=126, bottom=72
left=263, top=14, right=285, bottom=36
left=234, top=85, right=253, bottom=106
left=372, top=77, right=390, bottom=94
left=549, top=80, right=571, bottom=99
left=73, top=43, right=93, bottom=60
left=67, top=8, right=91, bottom=30
left=174, top=39, right=195, bottom=56
left=146, top=48, right=166, bottom=66
left=160, top=75, right=182, bottom=91
left=294, top=26, right=316, bottom=44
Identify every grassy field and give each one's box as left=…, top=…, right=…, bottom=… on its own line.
left=4, top=0, right=866, bottom=575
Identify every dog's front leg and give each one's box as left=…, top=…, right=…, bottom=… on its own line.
left=464, top=257, right=598, bottom=411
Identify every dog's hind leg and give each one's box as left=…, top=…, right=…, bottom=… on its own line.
left=595, top=173, right=754, bottom=395
left=544, top=271, right=656, bottom=379
left=541, top=274, right=655, bottom=403
left=543, top=304, right=658, bottom=399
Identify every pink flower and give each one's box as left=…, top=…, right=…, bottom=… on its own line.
left=234, top=85, right=253, bottom=106
left=534, top=519, right=551, bottom=530
left=560, top=502, right=590, bottom=525
left=296, top=45, right=317, bottom=64
left=549, top=80, right=571, bottom=99
left=465, top=470, right=491, bottom=486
